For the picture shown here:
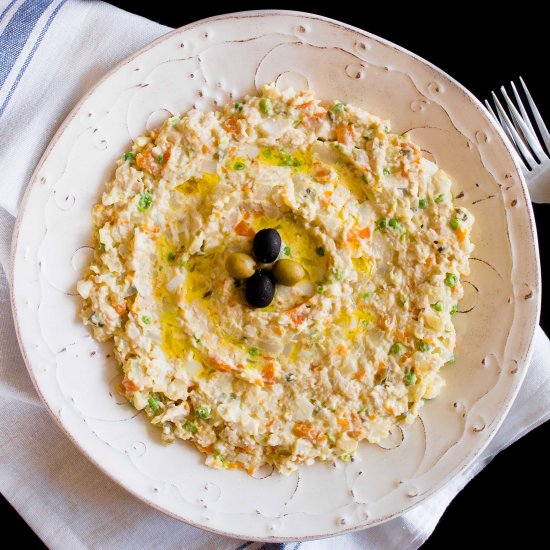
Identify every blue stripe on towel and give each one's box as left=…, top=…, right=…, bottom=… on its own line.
left=0, top=0, right=53, bottom=90
left=0, top=0, right=66, bottom=120
left=0, top=0, right=21, bottom=24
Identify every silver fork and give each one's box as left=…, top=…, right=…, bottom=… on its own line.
left=485, top=77, right=550, bottom=203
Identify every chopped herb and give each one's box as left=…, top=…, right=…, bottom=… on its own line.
left=447, top=355, right=456, bottom=363
left=292, top=157, right=302, bottom=167
left=364, top=129, right=374, bottom=140
left=117, top=363, right=124, bottom=374
left=184, top=421, right=197, bottom=433
left=167, top=252, right=176, bottom=263
left=316, top=246, right=325, bottom=257
left=383, top=125, right=389, bottom=133
left=248, top=347, right=260, bottom=357
left=332, top=268, right=344, bottom=281
left=316, top=283, right=326, bottom=295
left=383, top=167, right=391, bottom=177
left=450, top=304, right=458, bottom=315
left=234, top=102, right=244, bottom=112
left=122, top=151, right=135, bottom=162
left=358, top=406, right=369, bottom=416
left=376, top=218, right=387, bottom=231
left=137, top=191, right=152, bottom=211
left=360, top=291, right=374, bottom=299
left=417, top=340, right=431, bottom=352
left=326, top=433, right=336, bottom=444
left=445, top=273, right=459, bottom=287
left=341, top=452, right=353, bottom=462
left=419, top=198, right=429, bottom=209
left=141, top=315, right=151, bottom=325
left=147, top=396, right=161, bottom=413
left=390, top=342, right=404, bottom=355
left=156, top=154, right=164, bottom=164
left=434, top=193, right=445, bottom=203
left=259, top=97, right=272, bottom=115
left=283, top=245, right=291, bottom=256
left=196, top=407, right=211, bottom=420
left=450, top=218, right=460, bottom=230
left=405, top=371, right=417, bottom=385
left=98, top=242, right=106, bottom=251
left=262, top=149, right=272, bottom=158
left=234, top=161, right=245, bottom=170
left=229, top=392, right=237, bottom=400
left=168, top=116, right=180, bottom=126
left=332, top=102, right=346, bottom=113
left=293, top=119, right=301, bottom=127
left=432, top=301, right=444, bottom=312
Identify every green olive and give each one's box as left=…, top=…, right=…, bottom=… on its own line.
left=226, top=252, right=256, bottom=279
left=272, top=259, right=306, bottom=286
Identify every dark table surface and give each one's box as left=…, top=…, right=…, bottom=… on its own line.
left=4, top=3, right=549, bottom=548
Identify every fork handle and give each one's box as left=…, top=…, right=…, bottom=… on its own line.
left=527, top=163, right=550, bottom=203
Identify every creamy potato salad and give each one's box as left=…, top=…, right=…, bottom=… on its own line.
left=78, top=85, right=474, bottom=474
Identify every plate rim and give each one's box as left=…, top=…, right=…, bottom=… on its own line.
left=9, top=9, right=541, bottom=542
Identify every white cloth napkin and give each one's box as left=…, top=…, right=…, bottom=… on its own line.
left=1, top=1, right=549, bottom=548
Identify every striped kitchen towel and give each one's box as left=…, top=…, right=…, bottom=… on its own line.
left=1, top=2, right=550, bottom=549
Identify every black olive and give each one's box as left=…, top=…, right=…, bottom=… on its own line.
left=245, top=269, right=275, bottom=308
left=253, top=228, right=281, bottom=263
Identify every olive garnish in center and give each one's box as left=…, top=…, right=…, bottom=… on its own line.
left=253, top=228, right=281, bottom=263
left=226, top=252, right=256, bottom=279
left=245, top=269, right=275, bottom=308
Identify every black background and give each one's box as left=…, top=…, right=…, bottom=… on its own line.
left=4, top=3, right=549, bottom=548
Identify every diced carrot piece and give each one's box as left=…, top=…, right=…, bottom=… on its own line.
left=456, top=229, right=466, bottom=242
left=262, top=362, right=276, bottom=385
left=234, top=220, right=255, bottom=238
left=122, top=377, right=140, bottom=392
left=290, top=309, right=307, bottom=325
left=336, top=124, right=354, bottom=145
left=223, top=117, right=240, bottom=136
left=337, top=417, right=350, bottom=429
left=336, top=344, right=347, bottom=356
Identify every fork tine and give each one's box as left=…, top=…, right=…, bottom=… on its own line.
left=485, top=100, right=528, bottom=172
left=511, top=81, right=538, bottom=141
left=500, top=85, right=548, bottom=162
left=491, top=92, right=537, bottom=169
left=520, top=76, right=550, bottom=151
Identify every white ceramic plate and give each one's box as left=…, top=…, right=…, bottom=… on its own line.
left=11, top=10, right=540, bottom=541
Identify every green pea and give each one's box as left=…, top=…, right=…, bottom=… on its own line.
left=445, top=273, right=458, bottom=287
left=259, top=98, right=272, bottom=115
left=432, top=302, right=443, bottom=312
left=419, top=198, right=429, bottom=209
left=405, top=371, right=416, bottom=386
left=417, top=340, right=431, bottom=352
left=196, top=407, right=211, bottom=420
left=390, top=342, right=404, bottom=355
left=137, top=191, right=152, bottom=211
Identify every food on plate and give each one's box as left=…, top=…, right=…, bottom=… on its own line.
left=77, top=84, right=474, bottom=475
